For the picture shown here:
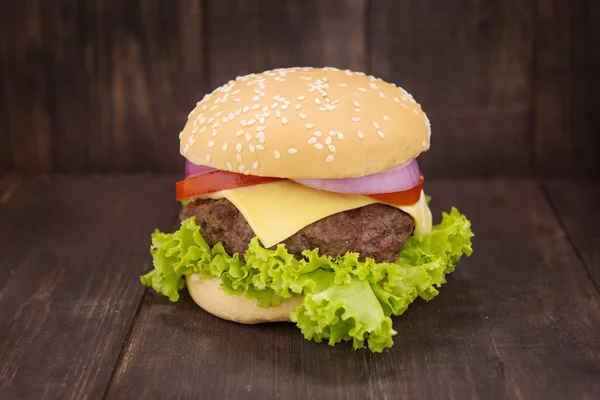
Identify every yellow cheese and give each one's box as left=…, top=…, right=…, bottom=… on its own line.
left=202, top=180, right=432, bottom=248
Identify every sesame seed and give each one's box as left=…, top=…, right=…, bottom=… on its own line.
left=401, top=103, right=408, bottom=109
left=314, top=130, right=323, bottom=137
left=314, top=98, right=321, bottom=105
left=208, top=117, right=214, bottom=124
left=256, top=132, right=265, bottom=143
left=243, top=106, right=249, bottom=113
left=344, top=70, right=352, bottom=76
left=394, top=97, right=400, bottom=103
left=297, top=95, right=306, bottom=101
left=205, top=154, right=211, bottom=163
left=228, top=112, right=234, bottom=120
left=212, top=122, right=219, bottom=128
left=252, top=161, right=259, bottom=170
left=308, top=137, right=318, bottom=144
left=338, top=83, right=347, bottom=87
left=259, top=117, right=265, bottom=125
left=325, top=136, right=332, bottom=145
left=236, top=154, right=242, bottom=162
left=179, top=131, right=183, bottom=138
left=326, top=155, right=335, bottom=163
left=271, top=103, right=278, bottom=109
left=222, top=117, right=229, bottom=123
left=249, top=144, right=255, bottom=152
left=331, top=99, right=340, bottom=105
left=315, top=143, right=324, bottom=150
left=274, top=150, right=281, bottom=159
left=306, top=123, right=314, bottom=129
left=236, top=143, right=242, bottom=152
left=373, top=122, right=380, bottom=129
left=276, top=110, right=281, bottom=118
left=241, top=120, right=247, bottom=127
left=370, top=83, right=378, bottom=89
left=245, top=133, right=252, bottom=142
left=281, top=104, right=289, bottom=110
left=337, top=132, right=344, bottom=140
left=236, top=130, right=244, bottom=136
left=222, top=143, right=228, bottom=151
left=199, top=116, right=206, bottom=124
left=215, top=111, right=223, bottom=116
left=328, top=130, right=337, bottom=136
left=252, top=96, right=259, bottom=102
left=383, top=115, right=390, bottom=121
left=226, top=162, right=233, bottom=171
left=328, top=145, right=336, bottom=152
left=257, top=126, right=265, bottom=132
left=354, top=108, right=361, bottom=113
left=288, top=148, right=298, bottom=154
left=235, top=109, right=241, bottom=116
left=378, top=130, right=385, bottom=138
left=210, top=105, right=217, bottom=111
left=192, top=126, right=198, bottom=134
left=352, top=117, right=360, bottom=122
left=353, top=101, right=361, bottom=107
left=207, top=141, right=215, bottom=148
left=357, top=131, right=364, bottom=138
left=262, top=106, right=269, bottom=112
left=234, top=98, right=241, bottom=102
left=212, top=128, right=218, bottom=136
left=248, top=118, right=256, bottom=125
left=358, top=87, right=367, bottom=92
left=414, top=109, right=420, bottom=115
left=254, top=89, right=261, bottom=94
left=238, top=164, right=245, bottom=172
left=379, top=92, right=386, bottom=98
left=295, top=104, right=302, bottom=110
left=281, top=117, right=288, bottom=124
left=199, top=126, right=206, bottom=133
left=255, top=145, right=264, bottom=151
left=251, top=104, right=260, bottom=110
left=188, top=110, right=195, bottom=119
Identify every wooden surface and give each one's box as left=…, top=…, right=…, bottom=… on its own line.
left=1, top=177, right=599, bottom=399
left=1, top=0, right=598, bottom=177
left=544, top=180, right=600, bottom=291
left=0, top=176, right=177, bottom=399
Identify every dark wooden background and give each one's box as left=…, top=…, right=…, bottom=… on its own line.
left=1, top=0, right=599, bottom=177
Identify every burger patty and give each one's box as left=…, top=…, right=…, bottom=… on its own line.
left=180, top=198, right=415, bottom=263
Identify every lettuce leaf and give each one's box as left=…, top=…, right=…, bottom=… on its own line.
left=141, top=207, right=473, bottom=352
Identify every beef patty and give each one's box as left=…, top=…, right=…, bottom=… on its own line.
left=180, top=198, right=414, bottom=263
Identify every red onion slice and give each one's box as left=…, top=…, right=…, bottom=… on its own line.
left=185, top=160, right=216, bottom=178
left=293, top=159, right=420, bottom=194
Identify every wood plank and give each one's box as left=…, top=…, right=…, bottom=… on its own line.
left=544, top=180, right=600, bottom=290
left=0, top=1, right=55, bottom=173
left=0, top=176, right=178, bottom=399
left=369, top=1, right=535, bottom=178
left=534, top=0, right=600, bottom=176
left=0, top=0, right=204, bottom=173
left=206, top=0, right=366, bottom=88
left=104, top=180, right=600, bottom=399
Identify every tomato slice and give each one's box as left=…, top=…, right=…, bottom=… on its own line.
left=366, top=173, right=424, bottom=206
left=176, top=171, right=282, bottom=201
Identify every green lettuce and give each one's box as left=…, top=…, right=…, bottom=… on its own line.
left=141, top=207, right=473, bottom=352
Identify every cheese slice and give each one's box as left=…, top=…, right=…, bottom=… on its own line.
left=202, top=180, right=432, bottom=248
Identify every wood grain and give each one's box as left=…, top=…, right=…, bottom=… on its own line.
left=544, top=180, right=600, bottom=291
left=0, top=176, right=178, bottom=399
left=534, top=0, right=600, bottom=176
left=104, top=180, right=600, bottom=399
left=369, top=0, right=535, bottom=178
left=0, top=0, right=204, bottom=174
left=205, top=0, right=366, bottom=88
left=0, top=1, right=55, bottom=172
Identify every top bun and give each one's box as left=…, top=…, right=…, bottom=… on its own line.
left=180, top=67, right=430, bottom=179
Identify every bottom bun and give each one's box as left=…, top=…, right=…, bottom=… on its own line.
left=186, top=274, right=303, bottom=324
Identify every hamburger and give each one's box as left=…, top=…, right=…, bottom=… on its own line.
left=141, top=67, right=473, bottom=352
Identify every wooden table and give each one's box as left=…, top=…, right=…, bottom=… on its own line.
left=1, top=175, right=598, bottom=399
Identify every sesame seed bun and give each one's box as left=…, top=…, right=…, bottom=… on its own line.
left=180, top=67, right=430, bottom=179
left=186, top=274, right=303, bottom=324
